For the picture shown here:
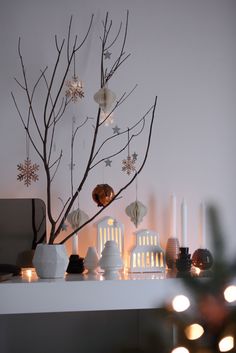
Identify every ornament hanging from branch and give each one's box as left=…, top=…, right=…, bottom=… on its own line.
left=125, top=175, right=147, bottom=227
left=104, top=158, right=112, bottom=167
left=92, top=184, right=115, bottom=207
left=125, top=200, right=147, bottom=228
left=65, top=76, right=84, bottom=103
left=104, top=50, right=112, bottom=59
left=17, top=132, right=39, bottom=187
left=122, top=128, right=138, bottom=175
left=65, top=53, right=84, bottom=103
left=94, top=86, right=116, bottom=113
left=67, top=208, right=89, bottom=230
left=112, top=125, right=120, bottom=134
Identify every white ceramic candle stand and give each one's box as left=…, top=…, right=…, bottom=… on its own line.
left=99, top=240, right=123, bottom=279
left=84, top=246, right=99, bottom=274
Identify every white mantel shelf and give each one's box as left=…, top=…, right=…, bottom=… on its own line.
left=0, top=271, right=190, bottom=315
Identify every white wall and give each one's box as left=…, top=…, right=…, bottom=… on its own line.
left=0, top=0, right=236, bottom=259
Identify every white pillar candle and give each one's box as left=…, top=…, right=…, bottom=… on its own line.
left=170, top=193, right=177, bottom=237
left=181, top=199, right=187, bottom=247
left=72, top=233, right=78, bottom=255
left=200, top=202, right=206, bottom=248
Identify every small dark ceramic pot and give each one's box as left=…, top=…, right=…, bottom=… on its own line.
left=66, top=254, right=84, bottom=274
left=176, top=247, right=192, bottom=272
left=192, top=248, right=213, bottom=270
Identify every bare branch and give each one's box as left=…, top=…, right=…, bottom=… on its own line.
left=14, top=77, right=26, bottom=90
left=55, top=197, right=71, bottom=224
left=60, top=95, right=157, bottom=244
left=74, top=14, right=94, bottom=52
left=98, top=84, right=137, bottom=128
left=11, top=92, right=44, bottom=160
left=67, top=16, right=73, bottom=62
left=48, top=151, right=62, bottom=183
left=17, top=38, right=45, bottom=143
left=94, top=103, right=153, bottom=162
left=105, top=22, right=122, bottom=51
left=90, top=119, right=145, bottom=169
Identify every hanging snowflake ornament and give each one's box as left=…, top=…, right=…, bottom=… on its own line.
left=65, top=76, right=84, bottom=103
left=122, top=154, right=137, bottom=175
left=17, top=158, right=39, bottom=187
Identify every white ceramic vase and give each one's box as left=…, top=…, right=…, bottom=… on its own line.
left=84, top=246, right=99, bottom=274
left=33, top=244, right=69, bottom=279
left=99, top=240, right=123, bottom=279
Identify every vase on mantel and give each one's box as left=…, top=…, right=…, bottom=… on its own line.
left=33, top=244, right=69, bottom=279
left=165, top=237, right=180, bottom=270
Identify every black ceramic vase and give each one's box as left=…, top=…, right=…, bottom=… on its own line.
left=176, top=247, right=192, bottom=273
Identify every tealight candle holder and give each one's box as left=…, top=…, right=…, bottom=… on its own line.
left=66, top=254, right=84, bottom=274
left=192, top=248, right=213, bottom=271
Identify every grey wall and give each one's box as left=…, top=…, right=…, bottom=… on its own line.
left=0, top=0, right=236, bottom=258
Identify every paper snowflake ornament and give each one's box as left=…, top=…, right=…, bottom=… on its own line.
left=122, top=154, right=137, bottom=175
left=65, top=76, right=84, bottom=103
left=17, top=158, right=39, bottom=187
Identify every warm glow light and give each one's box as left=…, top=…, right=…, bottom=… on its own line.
left=218, top=336, right=234, bottom=352
left=107, top=218, right=114, bottom=226
left=195, top=267, right=201, bottom=275
left=172, top=295, right=190, bottom=312
left=171, top=347, right=189, bottom=353
left=185, top=323, right=204, bottom=340
left=100, top=111, right=114, bottom=126
left=224, top=285, right=236, bottom=303
left=26, top=269, right=32, bottom=278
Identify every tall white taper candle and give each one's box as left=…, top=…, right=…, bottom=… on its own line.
left=170, top=193, right=177, bottom=237
left=200, top=202, right=206, bottom=248
left=181, top=199, right=187, bottom=247
left=72, top=233, right=78, bottom=255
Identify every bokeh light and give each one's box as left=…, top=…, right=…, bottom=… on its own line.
left=171, top=347, right=189, bottom=353
left=185, top=323, right=204, bottom=340
left=172, top=295, right=190, bottom=312
left=218, top=336, right=234, bottom=352
left=224, top=285, right=236, bottom=303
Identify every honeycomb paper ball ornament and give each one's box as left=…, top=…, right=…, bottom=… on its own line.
left=67, top=208, right=89, bottom=229
left=125, top=200, right=147, bottom=227
left=92, top=184, right=115, bottom=207
left=94, top=87, right=116, bottom=113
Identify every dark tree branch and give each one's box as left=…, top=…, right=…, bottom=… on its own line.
left=60, top=96, right=157, bottom=244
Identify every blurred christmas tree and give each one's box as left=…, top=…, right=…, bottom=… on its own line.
left=123, top=206, right=236, bottom=353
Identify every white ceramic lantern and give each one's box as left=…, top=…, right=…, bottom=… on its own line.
left=130, top=229, right=165, bottom=273
left=96, top=216, right=124, bottom=258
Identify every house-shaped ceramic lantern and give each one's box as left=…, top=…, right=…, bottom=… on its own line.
left=96, top=216, right=124, bottom=258
left=130, top=229, right=165, bottom=273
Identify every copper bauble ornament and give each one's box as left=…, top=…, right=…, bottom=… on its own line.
left=92, top=184, right=115, bottom=207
